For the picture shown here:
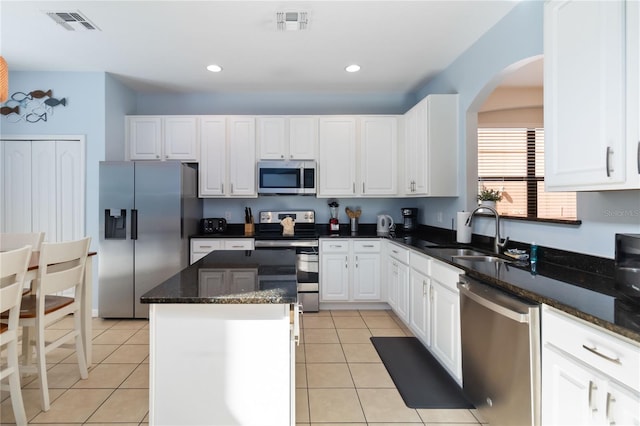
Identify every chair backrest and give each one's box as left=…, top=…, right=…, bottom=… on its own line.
left=1, top=232, right=45, bottom=252
left=37, top=237, right=91, bottom=297
left=0, top=245, right=33, bottom=330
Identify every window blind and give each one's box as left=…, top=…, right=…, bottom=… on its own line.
left=478, top=128, right=576, bottom=220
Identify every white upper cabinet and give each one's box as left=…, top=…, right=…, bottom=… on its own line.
left=257, top=116, right=317, bottom=160
left=359, top=116, right=398, bottom=196
left=127, top=116, right=198, bottom=161
left=318, top=116, right=398, bottom=197
left=403, top=94, right=458, bottom=196
left=199, top=116, right=257, bottom=198
left=318, top=117, right=358, bottom=196
left=544, top=0, right=639, bottom=190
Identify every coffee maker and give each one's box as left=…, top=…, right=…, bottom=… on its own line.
left=401, top=208, right=418, bottom=232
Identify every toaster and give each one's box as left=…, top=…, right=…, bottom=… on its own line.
left=201, top=218, right=227, bottom=234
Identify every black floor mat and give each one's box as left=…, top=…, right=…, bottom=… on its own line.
left=371, top=336, right=473, bottom=409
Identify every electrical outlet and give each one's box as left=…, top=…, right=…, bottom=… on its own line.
left=437, top=211, right=443, bottom=222
left=225, top=211, right=231, bottom=221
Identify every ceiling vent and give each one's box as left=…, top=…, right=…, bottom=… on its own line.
left=276, top=11, right=308, bottom=31
left=45, top=10, right=100, bottom=31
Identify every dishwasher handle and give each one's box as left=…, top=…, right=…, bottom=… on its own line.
left=458, top=278, right=537, bottom=324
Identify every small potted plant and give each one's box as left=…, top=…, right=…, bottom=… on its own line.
left=477, top=186, right=502, bottom=210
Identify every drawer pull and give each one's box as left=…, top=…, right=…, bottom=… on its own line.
left=230, top=245, right=243, bottom=248
left=362, top=244, right=375, bottom=248
left=582, top=344, right=622, bottom=365
left=200, top=245, right=212, bottom=249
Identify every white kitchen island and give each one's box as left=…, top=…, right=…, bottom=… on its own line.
left=141, top=250, right=299, bottom=426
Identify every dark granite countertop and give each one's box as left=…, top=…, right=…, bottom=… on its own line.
left=189, top=224, right=640, bottom=342
left=388, top=233, right=640, bottom=344
left=140, top=249, right=297, bottom=305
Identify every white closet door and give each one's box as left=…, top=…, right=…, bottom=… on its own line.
left=32, top=141, right=58, bottom=241
left=56, top=140, right=85, bottom=241
left=1, top=141, right=32, bottom=232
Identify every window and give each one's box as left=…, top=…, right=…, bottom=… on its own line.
left=477, top=128, right=576, bottom=220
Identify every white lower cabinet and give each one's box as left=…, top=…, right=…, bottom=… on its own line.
left=409, top=252, right=430, bottom=346
left=542, top=305, right=640, bottom=425
left=406, top=249, right=462, bottom=383
left=386, top=242, right=410, bottom=322
left=190, top=238, right=254, bottom=264
left=319, top=238, right=382, bottom=303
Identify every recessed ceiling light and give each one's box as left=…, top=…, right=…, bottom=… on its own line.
left=345, top=64, right=361, bottom=73
left=207, top=64, right=223, bottom=73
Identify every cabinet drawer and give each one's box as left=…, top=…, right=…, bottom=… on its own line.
left=543, top=306, right=640, bottom=390
left=353, top=240, right=381, bottom=252
left=430, top=260, right=462, bottom=291
left=223, top=239, right=254, bottom=250
left=409, top=251, right=431, bottom=274
left=192, top=239, right=223, bottom=253
left=321, top=239, right=349, bottom=252
left=387, top=242, right=410, bottom=264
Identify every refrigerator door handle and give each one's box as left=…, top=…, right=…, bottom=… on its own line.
left=131, top=209, right=138, bottom=240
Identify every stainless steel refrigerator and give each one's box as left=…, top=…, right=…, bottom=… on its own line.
left=99, top=161, right=202, bottom=318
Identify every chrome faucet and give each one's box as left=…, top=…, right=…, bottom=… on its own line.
left=465, top=206, right=509, bottom=254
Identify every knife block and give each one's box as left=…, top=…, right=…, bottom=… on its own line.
left=244, top=223, right=254, bottom=236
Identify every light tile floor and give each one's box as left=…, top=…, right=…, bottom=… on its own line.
left=1, top=310, right=486, bottom=425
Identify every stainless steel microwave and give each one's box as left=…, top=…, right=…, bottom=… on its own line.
left=257, top=160, right=316, bottom=195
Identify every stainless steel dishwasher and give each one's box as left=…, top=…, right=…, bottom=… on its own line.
left=458, top=276, right=541, bottom=426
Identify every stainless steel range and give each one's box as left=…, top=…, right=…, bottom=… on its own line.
left=254, top=210, right=319, bottom=312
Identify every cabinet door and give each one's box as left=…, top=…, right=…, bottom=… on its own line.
left=164, top=116, right=198, bottom=161
left=386, top=258, right=398, bottom=311
left=396, top=261, right=410, bottom=323
left=318, top=117, right=357, bottom=196
left=542, top=346, right=599, bottom=426
left=431, top=280, right=461, bottom=380
left=409, top=268, right=430, bottom=347
left=257, top=117, right=287, bottom=160
left=352, top=252, right=381, bottom=300
left=228, top=117, right=256, bottom=197
left=360, top=116, right=397, bottom=196
left=544, top=1, right=627, bottom=189
left=1, top=141, right=32, bottom=232
left=607, top=381, right=640, bottom=426
left=320, top=253, right=349, bottom=301
left=129, top=116, right=163, bottom=160
left=408, top=100, right=429, bottom=195
left=288, top=117, right=317, bottom=160
left=199, top=117, right=227, bottom=197
left=32, top=141, right=57, bottom=241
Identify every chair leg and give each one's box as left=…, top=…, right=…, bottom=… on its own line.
left=34, top=326, right=50, bottom=411
left=7, top=340, right=28, bottom=426
left=74, top=313, right=88, bottom=379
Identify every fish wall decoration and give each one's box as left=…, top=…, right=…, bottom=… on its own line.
left=0, top=89, right=67, bottom=123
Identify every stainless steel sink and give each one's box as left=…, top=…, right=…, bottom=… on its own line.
left=431, top=248, right=487, bottom=257
left=453, top=255, right=511, bottom=263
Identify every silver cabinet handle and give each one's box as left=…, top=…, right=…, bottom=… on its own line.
left=156, top=154, right=160, bottom=159
left=345, top=256, right=348, bottom=269
left=362, top=182, right=365, bottom=193
left=221, top=183, right=224, bottom=193
left=582, top=344, right=621, bottom=365
left=588, top=380, right=598, bottom=413
left=606, top=146, right=613, bottom=177
left=355, top=255, right=359, bottom=268
left=230, top=183, right=234, bottom=194
left=606, top=392, right=615, bottom=424
left=200, top=245, right=212, bottom=249
left=423, top=280, right=427, bottom=295
left=281, top=154, right=284, bottom=159
left=362, top=244, right=374, bottom=248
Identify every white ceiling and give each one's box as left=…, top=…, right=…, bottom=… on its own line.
left=1, top=1, right=537, bottom=95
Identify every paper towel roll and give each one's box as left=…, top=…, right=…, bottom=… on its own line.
left=456, top=211, right=472, bottom=243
